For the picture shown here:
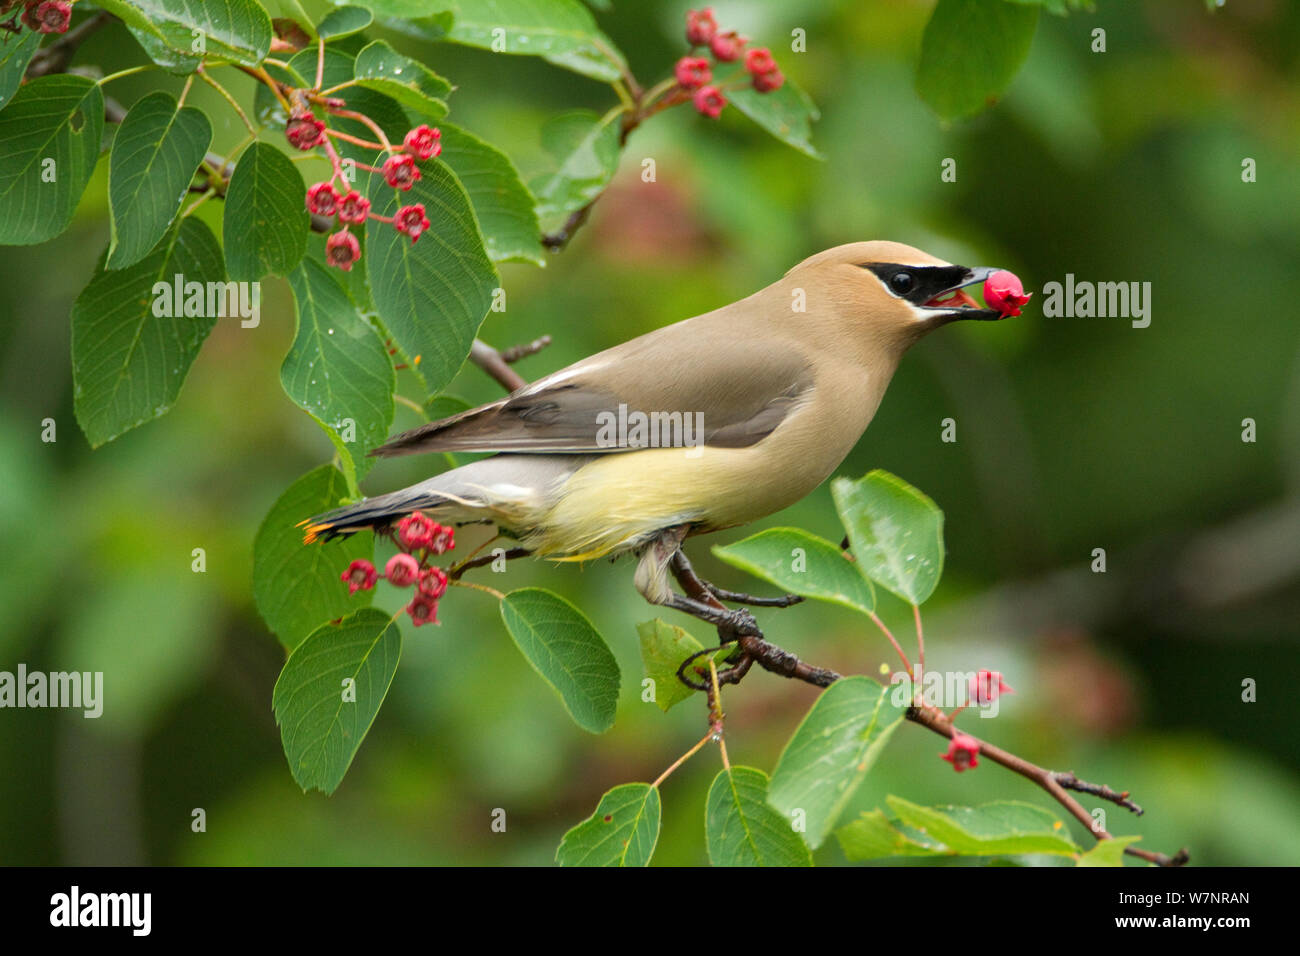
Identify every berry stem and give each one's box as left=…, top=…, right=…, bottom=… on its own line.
left=324, top=127, right=388, bottom=152
left=197, top=68, right=257, bottom=135
left=449, top=578, right=505, bottom=601
left=95, top=64, right=156, bottom=86
left=327, top=106, right=394, bottom=152
left=649, top=732, right=713, bottom=789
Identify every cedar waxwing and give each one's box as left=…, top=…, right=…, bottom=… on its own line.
left=302, top=241, right=1018, bottom=629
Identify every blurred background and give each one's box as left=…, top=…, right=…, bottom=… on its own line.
left=2, top=0, right=1298, bottom=866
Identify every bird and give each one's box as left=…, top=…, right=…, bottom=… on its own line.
left=301, top=240, right=1017, bottom=634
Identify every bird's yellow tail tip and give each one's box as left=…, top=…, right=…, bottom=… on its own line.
left=299, top=521, right=332, bottom=544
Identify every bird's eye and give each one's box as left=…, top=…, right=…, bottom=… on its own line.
left=889, top=271, right=915, bottom=295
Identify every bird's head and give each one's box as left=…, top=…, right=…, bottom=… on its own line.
left=786, top=240, right=1022, bottom=352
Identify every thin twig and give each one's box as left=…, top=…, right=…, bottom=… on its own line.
left=25, top=10, right=112, bottom=77
left=499, top=335, right=552, bottom=364
left=469, top=340, right=527, bottom=393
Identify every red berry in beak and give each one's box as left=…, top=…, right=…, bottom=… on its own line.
left=983, top=269, right=1032, bottom=318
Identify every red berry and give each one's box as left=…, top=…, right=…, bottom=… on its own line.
left=20, top=3, right=42, bottom=31
left=743, top=47, right=777, bottom=76
left=692, top=85, right=727, bottom=119
left=406, top=592, right=440, bottom=627
left=397, top=511, right=436, bottom=550
left=336, top=190, right=370, bottom=224
left=385, top=553, right=421, bottom=588
left=393, top=203, right=431, bottom=244
left=941, top=732, right=980, bottom=772
left=340, top=559, right=377, bottom=594
left=709, top=31, right=745, bottom=62
left=685, top=8, right=717, bottom=47
left=752, top=67, right=785, bottom=93
left=403, top=125, right=442, bottom=160
left=427, top=523, right=455, bottom=555
left=970, top=670, right=1013, bottom=706
left=983, top=270, right=1032, bottom=318
left=325, top=230, right=360, bottom=272
left=305, top=182, right=338, bottom=216
left=31, top=0, right=70, bottom=34
left=383, top=153, right=420, bottom=191
left=417, top=566, right=448, bottom=599
left=674, top=56, right=712, bottom=90
left=285, top=112, right=326, bottom=151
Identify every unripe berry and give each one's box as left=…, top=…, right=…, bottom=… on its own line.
left=983, top=269, right=1032, bottom=318
left=403, top=125, right=442, bottom=160
left=417, top=566, right=448, bottom=599
left=427, top=523, right=455, bottom=555
left=397, top=511, right=436, bottom=550
left=393, top=203, right=431, bottom=244
left=385, top=553, right=421, bottom=587
left=340, top=559, right=377, bottom=594
left=692, top=85, right=727, bottom=120
left=31, top=1, right=71, bottom=34
left=336, top=190, right=370, bottom=224
left=970, top=670, right=1013, bottom=706
left=685, top=8, right=717, bottom=47
left=752, top=68, right=785, bottom=93
left=305, top=182, right=338, bottom=216
left=285, top=112, right=326, bottom=151
left=674, top=56, right=712, bottom=90
left=383, top=153, right=420, bottom=191
left=325, top=230, right=360, bottom=272
left=744, top=47, right=777, bottom=76
left=941, top=732, right=980, bottom=772
left=709, top=30, right=745, bottom=62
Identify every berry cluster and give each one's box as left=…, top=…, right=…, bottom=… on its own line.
left=1, top=0, right=71, bottom=34
left=340, top=512, right=455, bottom=627
left=288, top=110, right=442, bottom=272
left=678, top=8, right=785, bottom=119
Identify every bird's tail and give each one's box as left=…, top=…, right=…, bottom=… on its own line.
left=297, top=454, right=593, bottom=545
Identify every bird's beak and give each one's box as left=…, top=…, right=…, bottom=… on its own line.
left=919, top=266, right=1004, bottom=322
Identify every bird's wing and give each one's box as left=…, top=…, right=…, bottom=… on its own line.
left=371, top=321, right=815, bottom=457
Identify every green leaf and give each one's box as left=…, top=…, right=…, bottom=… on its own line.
left=97, top=0, right=273, bottom=68
left=707, top=767, right=813, bottom=867
left=126, top=23, right=202, bottom=74
left=886, top=796, right=1080, bottom=856
left=831, top=470, right=945, bottom=606
left=712, top=527, right=875, bottom=616
left=438, top=123, right=543, bottom=265
left=768, top=676, right=907, bottom=849
left=836, top=809, right=949, bottom=860
left=417, top=0, right=626, bottom=83
left=353, top=39, right=451, bottom=119
left=530, top=108, right=621, bottom=226
left=223, top=141, right=308, bottom=281
left=253, top=465, right=375, bottom=650
left=71, top=218, right=224, bottom=447
left=365, top=158, right=498, bottom=396
left=318, top=4, right=374, bottom=39
left=636, top=618, right=728, bottom=713
left=499, top=587, right=620, bottom=734
left=915, top=0, right=1039, bottom=121
left=556, top=783, right=660, bottom=866
left=284, top=257, right=394, bottom=483
left=1077, top=835, right=1141, bottom=867
left=106, top=92, right=213, bottom=270
left=729, top=79, right=822, bottom=159
left=0, top=75, right=104, bottom=246
left=0, top=29, right=40, bottom=111
left=272, top=607, right=402, bottom=794
left=1005, top=0, right=1095, bottom=14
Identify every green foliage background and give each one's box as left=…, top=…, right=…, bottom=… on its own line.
left=1, top=0, right=1298, bottom=865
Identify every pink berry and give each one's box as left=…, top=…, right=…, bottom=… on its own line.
left=383, top=153, right=420, bottom=191
left=340, top=559, right=377, bottom=594
left=406, top=592, right=440, bottom=627
left=752, top=68, right=785, bottom=93
left=403, top=125, right=442, bottom=160
left=709, top=31, right=745, bottom=62
left=31, top=0, right=70, bottom=34
left=744, top=47, right=777, bottom=76
left=427, top=523, right=454, bottom=555
left=336, top=190, right=370, bottom=224
left=970, top=670, right=1013, bottom=706
left=674, top=56, right=712, bottom=90
left=941, top=733, right=981, bottom=772
left=397, top=512, right=435, bottom=550
left=685, top=8, right=717, bottom=47
left=305, top=182, right=338, bottom=216
left=325, top=230, right=360, bottom=272
left=393, top=203, right=431, bottom=244
left=417, top=566, right=448, bottom=599
left=983, top=270, right=1032, bottom=318
left=692, top=85, right=727, bottom=119
left=385, top=553, right=421, bottom=588
left=285, top=112, right=326, bottom=151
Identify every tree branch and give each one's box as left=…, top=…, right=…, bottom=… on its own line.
left=468, top=339, right=528, bottom=393
left=25, top=10, right=113, bottom=78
